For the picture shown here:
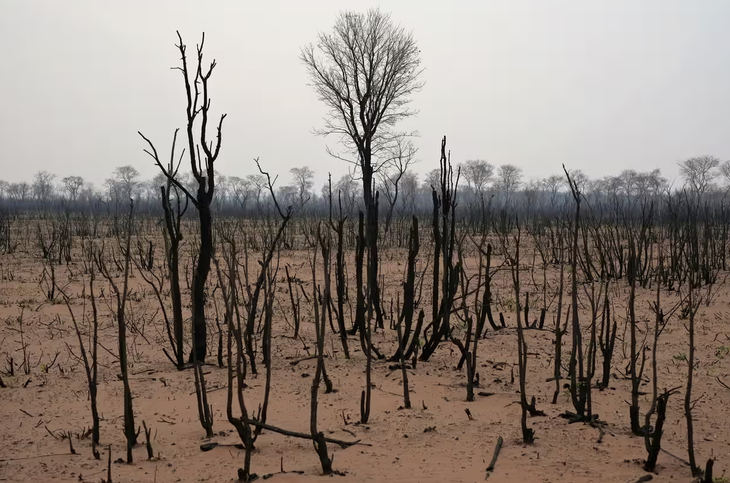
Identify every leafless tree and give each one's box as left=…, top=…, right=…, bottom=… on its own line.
left=302, top=9, right=423, bottom=343
left=96, top=201, right=137, bottom=463
left=32, top=170, right=56, bottom=205
left=379, top=137, right=417, bottom=234
left=333, top=173, right=361, bottom=215
left=290, top=166, right=315, bottom=207
left=228, top=176, right=251, bottom=210
left=112, top=166, right=141, bottom=200
left=301, top=8, right=423, bottom=187
left=679, top=155, right=720, bottom=196
left=422, top=168, right=440, bottom=192
left=62, top=176, right=84, bottom=202
left=246, top=174, right=267, bottom=210
left=461, top=159, right=494, bottom=196
left=8, top=182, right=29, bottom=202
left=496, top=164, right=523, bottom=194
left=139, top=31, right=227, bottom=363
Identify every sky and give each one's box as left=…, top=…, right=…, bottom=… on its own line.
left=1, top=0, right=730, bottom=189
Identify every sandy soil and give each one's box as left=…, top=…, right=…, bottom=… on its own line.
left=1, top=242, right=729, bottom=483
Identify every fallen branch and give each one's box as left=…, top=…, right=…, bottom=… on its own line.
left=0, top=452, right=80, bottom=462
left=289, top=355, right=327, bottom=366
left=485, top=435, right=503, bottom=478
left=245, top=419, right=366, bottom=449
left=717, top=376, right=730, bottom=391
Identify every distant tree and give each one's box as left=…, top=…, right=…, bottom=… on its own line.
left=277, top=185, right=299, bottom=208
left=461, top=159, right=494, bottom=196
left=104, top=178, right=123, bottom=207
left=563, top=169, right=588, bottom=193
left=634, top=169, right=667, bottom=196
left=719, top=160, right=730, bottom=186
left=379, top=138, right=417, bottom=233
left=114, top=165, right=141, bottom=200
left=679, top=155, right=720, bottom=196
left=596, top=175, right=621, bottom=198
left=423, top=168, right=440, bottom=192
left=542, top=174, right=564, bottom=205
left=334, top=174, right=361, bottom=215
left=146, top=172, right=169, bottom=202
left=0, top=180, right=8, bottom=199
left=496, top=164, right=523, bottom=193
left=62, top=176, right=85, bottom=202
left=228, top=176, right=252, bottom=210
left=398, top=171, right=419, bottom=215
left=8, top=182, right=29, bottom=202
left=214, top=170, right=229, bottom=207
left=33, top=170, right=56, bottom=204
left=246, top=174, right=267, bottom=209
left=79, top=184, right=97, bottom=205
left=290, top=166, right=314, bottom=206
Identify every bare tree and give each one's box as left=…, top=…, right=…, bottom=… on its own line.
left=246, top=174, right=267, bottom=209
left=461, top=159, right=493, bottom=196
left=302, top=7, right=424, bottom=356
left=290, top=166, right=314, bottom=206
left=562, top=169, right=589, bottom=193
left=96, top=201, right=137, bottom=463
left=495, top=164, right=523, bottom=194
left=422, top=168, right=440, bottom=192
left=228, top=175, right=251, bottom=210
left=139, top=31, right=226, bottom=363
left=679, top=155, right=720, bottom=196
left=379, top=137, right=417, bottom=234
left=334, top=173, right=361, bottom=215
left=32, top=170, right=56, bottom=204
left=301, top=8, right=423, bottom=189
left=8, top=182, right=29, bottom=202
left=113, top=166, right=141, bottom=200
left=62, top=176, right=84, bottom=202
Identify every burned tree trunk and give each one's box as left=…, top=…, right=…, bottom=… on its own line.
left=62, top=257, right=100, bottom=447
left=311, top=226, right=333, bottom=474
left=390, top=216, right=419, bottom=362
left=421, top=137, right=460, bottom=361
left=552, top=241, right=566, bottom=405
left=564, top=166, right=587, bottom=419
left=159, top=145, right=188, bottom=369
left=598, top=280, right=616, bottom=389
left=644, top=389, right=676, bottom=472
left=328, top=175, right=350, bottom=359
left=139, top=32, right=227, bottom=364
left=96, top=200, right=137, bottom=463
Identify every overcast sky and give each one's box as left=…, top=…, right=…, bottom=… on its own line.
left=2, top=0, right=729, bottom=189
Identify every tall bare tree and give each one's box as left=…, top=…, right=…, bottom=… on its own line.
left=302, top=9, right=423, bottom=346
left=139, top=31, right=226, bottom=363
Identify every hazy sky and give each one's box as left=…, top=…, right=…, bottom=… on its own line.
left=2, top=0, right=730, bottom=189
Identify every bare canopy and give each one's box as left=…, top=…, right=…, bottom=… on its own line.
left=300, top=8, right=424, bottom=202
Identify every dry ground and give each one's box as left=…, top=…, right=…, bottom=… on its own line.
left=1, top=243, right=730, bottom=483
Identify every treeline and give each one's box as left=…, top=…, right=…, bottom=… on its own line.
left=1, top=154, right=729, bottom=223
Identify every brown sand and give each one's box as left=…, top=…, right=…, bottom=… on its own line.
left=1, top=247, right=729, bottom=483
